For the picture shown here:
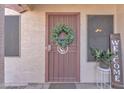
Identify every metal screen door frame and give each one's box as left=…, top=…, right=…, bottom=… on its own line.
left=45, top=12, right=80, bottom=82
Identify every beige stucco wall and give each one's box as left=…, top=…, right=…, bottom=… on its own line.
left=116, top=5, right=124, bottom=83
left=5, top=4, right=122, bottom=85
left=5, top=8, right=45, bottom=85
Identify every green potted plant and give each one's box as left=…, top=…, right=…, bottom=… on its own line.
left=90, top=48, right=114, bottom=69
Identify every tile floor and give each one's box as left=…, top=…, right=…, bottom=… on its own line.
left=0, top=83, right=113, bottom=89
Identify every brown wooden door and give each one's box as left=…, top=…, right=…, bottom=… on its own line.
left=45, top=12, right=80, bottom=82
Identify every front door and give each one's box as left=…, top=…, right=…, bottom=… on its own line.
left=45, top=12, right=80, bottom=82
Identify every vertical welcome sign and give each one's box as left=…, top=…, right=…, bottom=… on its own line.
left=110, top=34, right=123, bottom=88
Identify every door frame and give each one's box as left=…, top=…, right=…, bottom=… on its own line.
left=45, top=12, right=80, bottom=82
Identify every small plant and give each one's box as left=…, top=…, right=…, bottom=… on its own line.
left=90, top=48, right=114, bottom=68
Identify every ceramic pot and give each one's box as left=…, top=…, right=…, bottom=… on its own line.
left=99, top=62, right=109, bottom=69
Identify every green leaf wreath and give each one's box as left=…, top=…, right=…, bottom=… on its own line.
left=51, top=24, right=75, bottom=48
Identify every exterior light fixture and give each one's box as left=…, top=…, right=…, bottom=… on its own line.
left=95, top=28, right=102, bottom=32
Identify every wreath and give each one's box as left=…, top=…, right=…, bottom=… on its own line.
left=51, top=24, right=75, bottom=48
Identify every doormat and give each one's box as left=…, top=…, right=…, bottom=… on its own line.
left=49, top=83, right=76, bottom=89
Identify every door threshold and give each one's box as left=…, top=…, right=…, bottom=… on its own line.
left=46, top=82, right=80, bottom=83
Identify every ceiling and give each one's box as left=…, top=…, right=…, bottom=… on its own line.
left=5, top=4, right=32, bottom=13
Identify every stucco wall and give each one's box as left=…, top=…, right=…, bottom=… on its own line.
left=5, top=8, right=45, bottom=85
left=116, top=5, right=124, bottom=83
left=5, top=4, right=119, bottom=85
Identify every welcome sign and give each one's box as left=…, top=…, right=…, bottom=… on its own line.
left=110, top=34, right=123, bottom=88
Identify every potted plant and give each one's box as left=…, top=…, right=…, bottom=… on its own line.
left=90, top=48, right=114, bottom=69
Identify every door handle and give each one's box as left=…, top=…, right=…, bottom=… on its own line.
left=47, top=45, right=51, bottom=51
